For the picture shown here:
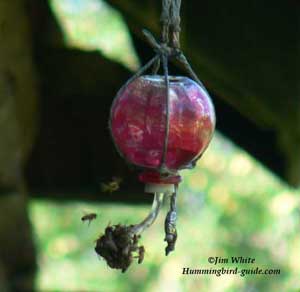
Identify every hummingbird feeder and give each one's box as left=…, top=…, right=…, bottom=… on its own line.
left=95, top=0, right=216, bottom=272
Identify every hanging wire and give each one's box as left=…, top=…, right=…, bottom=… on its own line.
left=159, top=54, right=170, bottom=172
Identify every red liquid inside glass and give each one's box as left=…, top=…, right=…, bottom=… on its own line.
left=110, top=75, right=215, bottom=174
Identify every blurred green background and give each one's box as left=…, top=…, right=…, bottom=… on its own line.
left=29, top=0, right=300, bottom=291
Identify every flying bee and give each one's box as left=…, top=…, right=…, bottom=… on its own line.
left=81, top=213, right=97, bottom=226
left=101, top=176, right=123, bottom=193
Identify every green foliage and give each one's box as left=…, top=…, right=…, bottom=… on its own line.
left=49, top=0, right=139, bottom=70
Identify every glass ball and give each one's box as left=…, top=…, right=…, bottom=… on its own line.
left=110, top=75, right=215, bottom=173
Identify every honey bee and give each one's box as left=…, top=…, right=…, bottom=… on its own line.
left=101, top=176, right=122, bottom=193
left=164, top=210, right=177, bottom=255
left=137, top=246, right=145, bottom=264
left=81, top=213, right=97, bottom=226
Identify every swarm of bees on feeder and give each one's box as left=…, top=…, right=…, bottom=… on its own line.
left=81, top=215, right=145, bottom=272
left=95, top=224, right=145, bottom=273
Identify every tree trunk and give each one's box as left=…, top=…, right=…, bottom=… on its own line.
left=0, top=0, right=38, bottom=290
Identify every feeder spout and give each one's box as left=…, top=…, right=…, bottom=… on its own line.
left=130, top=193, right=164, bottom=235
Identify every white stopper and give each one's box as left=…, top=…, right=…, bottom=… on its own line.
left=145, top=183, right=175, bottom=194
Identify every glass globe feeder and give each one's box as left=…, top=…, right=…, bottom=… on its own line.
left=110, top=75, right=215, bottom=193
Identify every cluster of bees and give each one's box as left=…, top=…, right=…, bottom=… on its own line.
left=95, top=225, right=145, bottom=272
left=81, top=214, right=145, bottom=271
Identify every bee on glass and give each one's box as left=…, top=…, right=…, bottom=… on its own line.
left=81, top=213, right=97, bottom=226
